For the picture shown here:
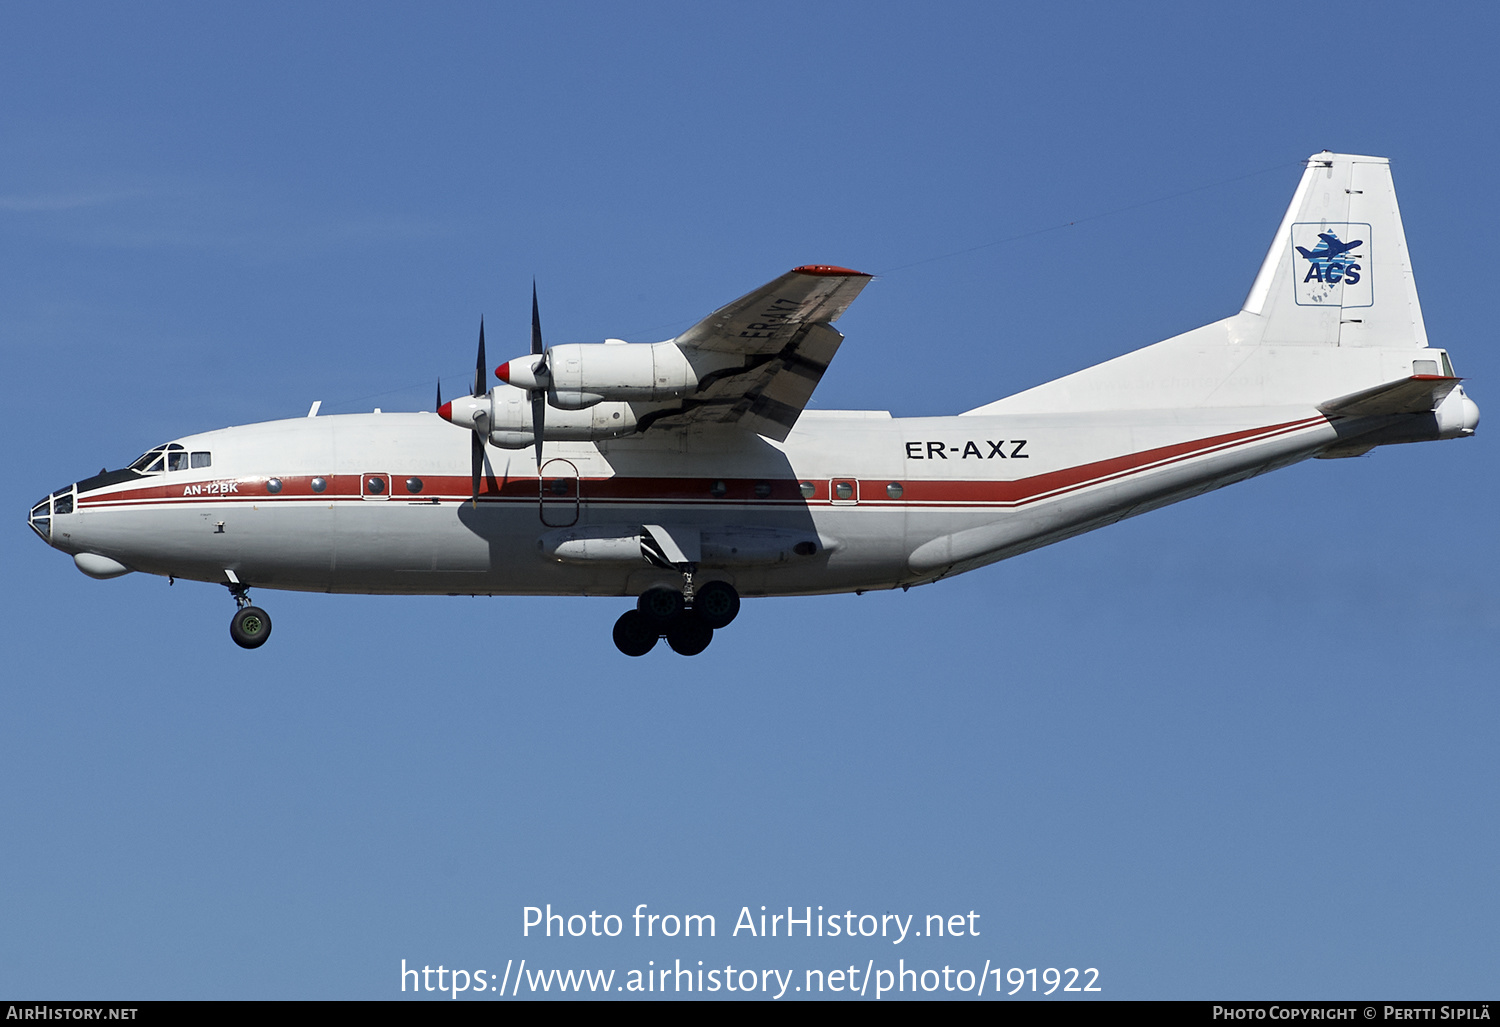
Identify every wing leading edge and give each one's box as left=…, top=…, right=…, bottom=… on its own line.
left=641, top=265, right=872, bottom=441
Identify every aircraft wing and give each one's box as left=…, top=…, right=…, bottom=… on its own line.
left=1319, top=374, right=1461, bottom=417
left=642, top=265, right=873, bottom=441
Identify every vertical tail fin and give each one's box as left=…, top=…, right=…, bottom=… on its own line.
left=965, top=152, right=1447, bottom=417
left=1240, top=151, right=1428, bottom=349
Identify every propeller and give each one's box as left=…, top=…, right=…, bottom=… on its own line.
left=529, top=282, right=547, bottom=468
left=438, top=295, right=549, bottom=503
left=471, top=320, right=487, bottom=507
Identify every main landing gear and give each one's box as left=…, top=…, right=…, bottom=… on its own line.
left=225, top=576, right=272, bottom=650
left=613, top=580, right=740, bottom=657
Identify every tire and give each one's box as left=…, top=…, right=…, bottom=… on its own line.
left=665, top=616, right=713, bottom=656
left=692, top=581, right=740, bottom=629
left=637, top=587, right=685, bottom=626
left=612, top=610, right=658, bottom=657
left=230, top=606, right=273, bottom=649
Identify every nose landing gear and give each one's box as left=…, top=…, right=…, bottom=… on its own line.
left=231, top=606, right=273, bottom=649
left=611, top=581, right=739, bottom=657
left=225, top=574, right=273, bottom=650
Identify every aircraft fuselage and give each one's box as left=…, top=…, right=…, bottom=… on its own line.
left=32, top=400, right=1363, bottom=600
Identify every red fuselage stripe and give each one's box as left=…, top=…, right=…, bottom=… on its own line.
left=76, top=416, right=1329, bottom=512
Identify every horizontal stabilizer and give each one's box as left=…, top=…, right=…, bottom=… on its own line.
left=1318, top=375, right=1461, bottom=417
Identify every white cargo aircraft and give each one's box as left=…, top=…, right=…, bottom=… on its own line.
left=29, top=152, right=1478, bottom=655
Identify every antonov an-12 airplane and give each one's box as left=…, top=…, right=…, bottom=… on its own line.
left=29, top=152, right=1478, bottom=655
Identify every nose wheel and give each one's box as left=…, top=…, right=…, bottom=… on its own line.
left=231, top=605, right=273, bottom=649
left=225, top=576, right=273, bottom=649
left=612, top=582, right=738, bottom=657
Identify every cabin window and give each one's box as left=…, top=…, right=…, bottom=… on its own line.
left=886, top=482, right=904, bottom=499
left=266, top=478, right=283, bottom=494
left=799, top=481, right=816, bottom=499
left=754, top=481, right=772, bottom=499
left=405, top=477, right=423, bottom=493
left=709, top=480, right=728, bottom=498
left=168, top=451, right=189, bottom=471
left=191, top=452, right=212, bottom=468
left=1414, top=359, right=1439, bottom=376
left=311, top=477, right=327, bottom=493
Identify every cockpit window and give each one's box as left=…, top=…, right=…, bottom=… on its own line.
left=128, top=444, right=210, bottom=474
left=130, top=447, right=165, bottom=472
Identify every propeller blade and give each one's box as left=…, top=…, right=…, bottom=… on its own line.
left=532, top=391, right=546, bottom=468
left=436, top=378, right=442, bottom=410
left=473, top=318, right=487, bottom=397
left=531, top=282, right=543, bottom=355
left=471, top=430, right=484, bottom=507
left=531, top=282, right=546, bottom=466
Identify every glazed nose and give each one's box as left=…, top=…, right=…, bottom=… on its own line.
left=28, top=485, right=73, bottom=543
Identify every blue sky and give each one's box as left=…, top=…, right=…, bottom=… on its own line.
left=3, top=1, right=1497, bottom=1000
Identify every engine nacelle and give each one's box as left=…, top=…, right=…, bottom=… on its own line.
left=438, top=388, right=639, bottom=448
left=498, top=341, right=728, bottom=409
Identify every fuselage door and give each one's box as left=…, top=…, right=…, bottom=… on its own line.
left=539, top=459, right=580, bottom=527
left=361, top=473, right=391, bottom=500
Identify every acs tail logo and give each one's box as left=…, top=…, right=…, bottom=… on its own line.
left=1292, top=222, right=1372, bottom=307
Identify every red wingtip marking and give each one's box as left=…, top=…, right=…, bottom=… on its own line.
left=495, top=361, right=510, bottom=383
left=437, top=400, right=453, bottom=422
left=792, top=264, right=870, bottom=277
